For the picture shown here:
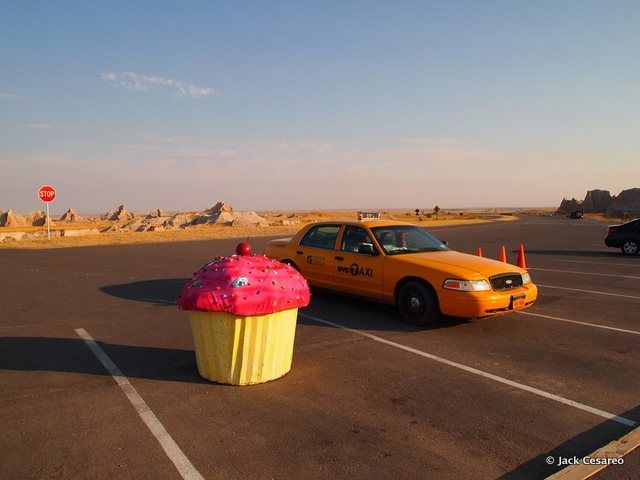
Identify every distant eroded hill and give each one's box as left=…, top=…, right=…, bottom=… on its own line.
left=558, top=188, right=640, bottom=218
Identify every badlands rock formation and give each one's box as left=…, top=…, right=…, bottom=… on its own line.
left=118, top=201, right=269, bottom=232
left=615, top=188, right=640, bottom=205
left=205, top=201, right=233, bottom=214
left=193, top=205, right=268, bottom=227
left=0, top=209, right=29, bottom=227
left=557, top=198, right=582, bottom=213
left=146, top=208, right=167, bottom=218
left=60, top=208, right=84, bottom=222
left=582, top=190, right=613, bottom=213
left=226, top=211, right=270, bottom=227
left=25, top=210, right=49, bottom=227
left=607, top=188, right=640, bottom=217
left=121, top=217, right=166, bottom=232
left=558, top=188, right=640, bottom=217
left=103, top=205, right=136, bottom=222
left=0, top=200, right=272, bottom=242
left=0, top=209, right=56, bottom=228
left=163, top=212, right=200, bottom=229
left=100, top=224, right=123, bottom=233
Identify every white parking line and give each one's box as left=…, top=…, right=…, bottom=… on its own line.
left=516, top=311, right=640, bottom=336
left=530, top=267, right=640, bottom=280
left=299, top=313, right=636, bottom=427
left=554, top=259, right=640, bottom=268
left=75, top=328, right=204, bottom=480
left=538, top=284, right=640, bottom=300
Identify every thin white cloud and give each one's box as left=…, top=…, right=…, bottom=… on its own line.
left=102, top=72, right=215, bottom=98
left=22, top=123, right=53, bottom=129
left=0, top=91, right=27, bottom=100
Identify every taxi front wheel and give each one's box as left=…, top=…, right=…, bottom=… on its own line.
left=397, top=281, right=440, bottom=326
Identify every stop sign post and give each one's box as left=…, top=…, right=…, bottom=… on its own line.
left=38, top=185, right=56, bottom=240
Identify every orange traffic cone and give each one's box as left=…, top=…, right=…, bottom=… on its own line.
left=499, top=246, right=507, bottom=262
left=517, top=244, right=527, bottom=269
left=477, top=247, right=483, bottom=257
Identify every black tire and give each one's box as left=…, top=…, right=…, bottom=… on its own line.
left=621, top=240, right=639, bottom=256
left=397, top=281, right=440, bottom=326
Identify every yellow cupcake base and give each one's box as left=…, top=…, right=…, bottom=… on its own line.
left=188, top=308, right=298, bottom=385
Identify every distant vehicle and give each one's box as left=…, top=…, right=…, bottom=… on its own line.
left=264, top=219, right=537, bottom=326
left=605, top=219, right=640, bottom=256
left=567, top=210, right=584, bottom=219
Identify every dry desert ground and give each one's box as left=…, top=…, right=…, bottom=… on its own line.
left=0, top=207, right=525, bottom=249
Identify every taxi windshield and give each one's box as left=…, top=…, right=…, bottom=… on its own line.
left=371, top=225, right=449, bottom=255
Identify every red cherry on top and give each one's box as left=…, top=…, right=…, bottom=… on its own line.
left=236, top=242, right=252, bottom=256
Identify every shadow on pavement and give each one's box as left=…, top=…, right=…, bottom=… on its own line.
left=100, top=278, right=188, bottom=306
left=0, top=336, right=208, bottom=385
left=100, top=279, right=470, bottom=332
left=302, top=289, right=470, bottom=332
left=499, top=404, right=640, bottom=479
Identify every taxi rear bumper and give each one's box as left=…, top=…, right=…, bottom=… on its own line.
left=437, top=283, right=538, bottom=318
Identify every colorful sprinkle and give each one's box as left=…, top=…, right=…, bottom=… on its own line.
left=177, top=251, right=310, bottom=316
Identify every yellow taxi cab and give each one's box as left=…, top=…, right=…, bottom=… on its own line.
left=264, top=218, right=537, bottom=326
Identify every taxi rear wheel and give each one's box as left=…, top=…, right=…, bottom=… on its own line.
left=282, top=259, right=300, bottom=271
left=397, top=281, right=439, bottom=326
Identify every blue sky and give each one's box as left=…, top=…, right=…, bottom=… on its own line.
left=1, top=1, right=639, bottom=213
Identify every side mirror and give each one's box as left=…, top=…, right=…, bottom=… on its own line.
left=358, top=243, right=378, bottom=256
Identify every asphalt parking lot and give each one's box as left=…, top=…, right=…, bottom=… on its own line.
left=1, top=215, right=638, bottom=479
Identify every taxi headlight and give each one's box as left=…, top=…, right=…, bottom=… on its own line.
left=521, top=272, right=531, bottom=285
left=443, top=279, right=491, bottom=292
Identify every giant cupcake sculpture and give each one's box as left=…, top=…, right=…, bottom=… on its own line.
left=178, top=243, right=310, bottom=385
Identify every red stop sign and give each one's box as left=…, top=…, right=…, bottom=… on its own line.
left=38, top=185, right=56, bottom=203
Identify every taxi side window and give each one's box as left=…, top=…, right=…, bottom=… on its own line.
left=340, top=226, right=375, bottom=254
left=299, top=225, right=341, bottom=250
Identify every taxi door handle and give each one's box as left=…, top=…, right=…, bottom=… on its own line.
left=296, top=250, right=303, bottom=255
left=335, top=256, right=344, bottom=261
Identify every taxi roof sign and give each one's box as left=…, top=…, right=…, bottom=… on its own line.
left=357, top=211, right=380, bottom=221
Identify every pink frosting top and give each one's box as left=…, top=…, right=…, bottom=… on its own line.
left=177, top=254, right=310, bottom=316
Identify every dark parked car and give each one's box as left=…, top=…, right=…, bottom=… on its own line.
left=605, top=219, right=640, bottom=256
left=567, top=210, right=584, bottom=219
